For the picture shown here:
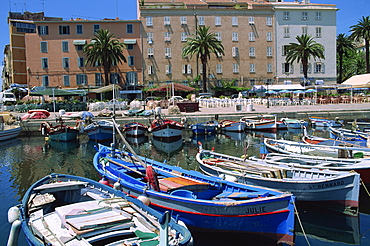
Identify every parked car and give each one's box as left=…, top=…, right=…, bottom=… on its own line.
left=169, top=96, right=184, bottom=101
left=0, top=91, right=16, bottom=105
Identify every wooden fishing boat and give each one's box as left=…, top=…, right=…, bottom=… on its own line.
left=0, top=115, right=21, bottom=141
left=309, top=116, right=343, bottom=127
left=123, top=122, right=148, bottom=137
left=195, top=146, right=360, bottom=214
left=329, top=127, right=370, bottom=140
left=189, top=120, right=218, bottom=135
left=241, top=115, right=283, bottom=132
left=83, top=120, right=120, bottom=141
left=7, top=173, right=192, bottom=246
left=280, top=118, right=308, bottom=129
left=262, top=138, right=370, bottom=186
left=302, top=133, right=367, bottom=148
left=218, top=119, right=246, bottom=132
left=40, top=121, right=79, bottom=142
left=93, top=144, right=296, bottom=245
left=149, top=118, right=184, bottom=139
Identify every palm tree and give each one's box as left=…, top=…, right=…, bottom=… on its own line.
left=350, top=16, right=370, bottom=73
left=337, top=33, right=355, bottom=83
left=285, top=34, right=325, bottom=85
left=182, top=26, right=224, bottom=92
left=83, top=29, right=126, bottom=86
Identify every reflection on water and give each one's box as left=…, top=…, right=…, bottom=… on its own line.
left=1, top=128, right=370, bottom=246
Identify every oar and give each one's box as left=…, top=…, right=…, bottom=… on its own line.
left=105, top=158, right=144, bottom=176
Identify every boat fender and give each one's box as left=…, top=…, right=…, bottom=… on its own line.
left=146, top=165, right=160, bottom=192
left=241, top=154, right=249, bottom=159
left=99, top=176, right=110, bottom=186
left=219, top=174, right=238, bottom=183
left=8, top=206, right=20, bottom=224
left=137, top=194, right=151, bottom=206
left=113, top=178, right=121, bottom=190
left=7, top=219, right=21, bottom=246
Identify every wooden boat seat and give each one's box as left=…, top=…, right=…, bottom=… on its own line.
left=158, top=177, right=209, bottom=192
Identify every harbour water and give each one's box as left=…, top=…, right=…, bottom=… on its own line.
left=1, top=127, right=370, bottom=246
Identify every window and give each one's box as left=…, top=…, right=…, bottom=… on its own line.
left=249, top=32, right=255, bottom=41
left=95, top=73, right=103, bottom=86
left=42, top=58, right=48, bottom=69
left=181, top=32, right=187, bottom=42
left=283, top=11, right=290, bottom=20
left=266, top=17, right=272, bottom=26
left=164, top=16, right=170, bottom=26
left=302, top=26, right=307, bottom=35
left=126, top=24, right=133, bottom=34
left=148, top=65, right=154, bottom=75
left=126, top=72, right=137, bottom=85
left=302, top=12, right=308, bottom=20
left=215, top=16, right=221, bottom=26
left=267, top=47, right=272, bottom=57
left=249, top=79, right=256, bottom=87
left=62, top=41, right=69, bottom=52
left=62, top=57, right=69, bottom=68
left=250, top=63, right=255, bottom=73
left=42, top=75, right=49, bottom=86
left=198, top=16, right=205, bottom=26
left=232, top=17, right=238, bottom=26
left=63, top=75, right=70, bottom=86
left=216, top=64, right=222, bottom=74
left=148, top=48, right=154, bottom=58
left=182, top=64, right=191, bottom=74
left=314, top=62, right=324, bottom=73
left=316, top=11, right=322, bottom=20
left=40, top=41, right=48, bottom=53
left=233, top=63, right=239, bottom=73
left=316, top=27, right=322, bottom=38
left=248, top=17, right=254, bottom=25
left=232, top=32, right=238, bottom=42
left=180, top=16, right=187, bottom=25
left=283, top=63, right=293, bottom=74
left=164, top=32, right=171, bottom=42
left=232, top=47, right=239, bottom=57
left=110, top=73, right=120, bottom=84
left=284, top=27, right=290, bottom=38
left=147, top=32, right=153, bottom=44
left=38, top=25, right=48, bottom=35
left=215, top=32, right=221, bottom=41
left=59, top=25, right=70, bottom=35
left=76, top=74, right=87, bottom=85
left=266, top=32, right=272, bottom=41
left=165, top=65, right=172, bottom=74
left=282, top=45, right=289, bottom=56
left=182, top=80, right=188, bottom=86
left=127, top=44, right=134, bottom=50
left=128, top=56, right=134, bottom=66
left=267, top=63, right=273, bottom=73
left=78, top=57, right=84, bottom=67
left=165, top=48, right=171, bottom=58
left=76, top=24, right=83, bottom=34
left=146, top=17, right=153, bottom=26
left=93, top=24, right=100, bottom=34
left=249, top=47, right=255, bottom=57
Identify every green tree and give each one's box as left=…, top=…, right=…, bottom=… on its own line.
left=83, top=29, right=126, bottom=86
left=336, top=33, right=355, bottom=83
left=350, top=16, right=370, bottom=73
left=285, top=34, right=325, bottom=84
left=182, top=26, right=224, bottom=92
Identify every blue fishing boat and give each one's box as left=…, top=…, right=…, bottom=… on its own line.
left=40, top=121, right=79, bottom=142
left=189, top=120, right=218, bottom=135
left=83, top=120, right=120, bottom=141
left=93, top=144, right=296, bottom=245
left=309, top=116, right=343, bottom=127
left=7, top=173, right=192, bottom=246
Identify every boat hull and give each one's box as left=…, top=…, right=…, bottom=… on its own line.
left=0, top=126, right=22, bottom=141
left=93, top=145, right=295, bottom=245
left=151, top=124, right=183, bottom=138
left=190, top=121, right=218, bottom=135
left=219, top=121, right=246, bottom=132
left=123, top=124, right=148, bottom=136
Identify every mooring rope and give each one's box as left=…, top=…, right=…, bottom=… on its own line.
left=351, top=170, right=370, bottom=197
left=293, top=200, right=311, bottom=246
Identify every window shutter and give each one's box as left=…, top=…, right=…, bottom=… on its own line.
left=187, top=64, right=192, bottom=74
left=322, top=63, right=325, bottom=73
left=182, top=65, right=186, bottom=74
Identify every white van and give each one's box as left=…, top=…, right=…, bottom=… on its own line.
left=0, top=92, right=16, bottom=105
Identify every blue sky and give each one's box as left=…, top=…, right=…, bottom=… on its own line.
left=0, top=0, right=369, bottom=85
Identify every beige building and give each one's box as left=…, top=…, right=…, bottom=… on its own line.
left=139, top=0, right=276, bottom=91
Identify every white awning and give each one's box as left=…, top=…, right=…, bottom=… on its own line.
left=342, top=73, right=370, bottom=88
left=123, top=39, right=137, bottom=44
left=73, top=40, right=87, bottom=45
left=269, top=84, right=305, bottom=91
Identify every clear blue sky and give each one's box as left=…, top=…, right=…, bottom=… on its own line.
left=0, top=0, right=369, bottom=85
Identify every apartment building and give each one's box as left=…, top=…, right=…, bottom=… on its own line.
left=273, top=0, right=337, bottom=85
left=139, top=0, right=276, bottom=90
left=5, top=12, right=143, bottom=100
